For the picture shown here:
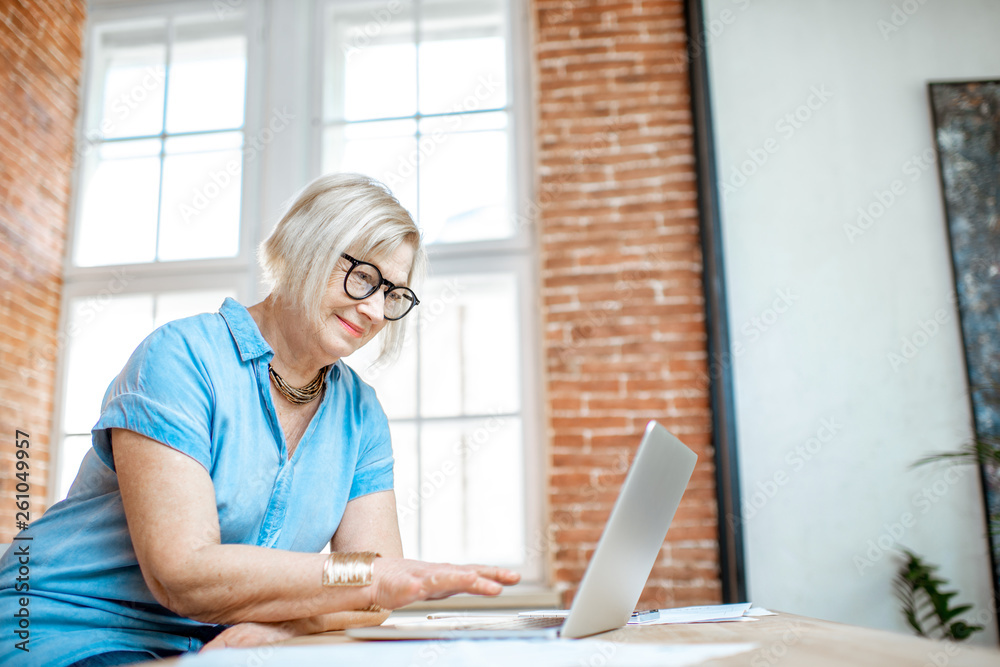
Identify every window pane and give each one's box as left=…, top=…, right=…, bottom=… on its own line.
left=62, top=294, right=155, bottom=435
left=419, top=37, right=506, bottom=115
left=323, top=120, right=418, bottom=219
left=75, top=140, right=161, bottom=266
left=418, top=0, right=506, bottom=115
left=418, top=115, right=510, bottom=243
left=154, top=290, right=232, bottom=328
left=419, top=272, right=520, bottom=417
left=389, top=422, right=420, bottom=558
left=90, top=21, right=167, bottom=140
left=422, top=111, right=508, bottom=133
left=166, top=15, right=247, bottom=134
left=59, top=436, right=95, bottom=500
left=319, top=0, right=527, bottom=573
left=59, top=289, right=238, bottom=501
left=345, top=329, right=418, bottom=420
left=419, top=417, right=523, bottom=564
left=326, top=2, right=416, bottom=121
left=158, top=132, right=243, bottom=261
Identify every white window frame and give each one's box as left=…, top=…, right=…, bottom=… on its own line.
left=311, top=0, right=542, bottom=583
left=51, top=0, right=267, bottom=505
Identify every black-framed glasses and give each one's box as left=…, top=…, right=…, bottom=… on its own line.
left=341, top=253, right=420, bottom=321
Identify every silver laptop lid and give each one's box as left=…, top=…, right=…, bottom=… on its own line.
left=560, top=420, right=697, bottom=638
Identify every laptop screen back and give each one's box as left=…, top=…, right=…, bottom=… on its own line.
left=560, top=421, right=698, bottom=638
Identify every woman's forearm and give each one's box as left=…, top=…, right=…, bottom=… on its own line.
left=114, top=429, right=518, bottom=626
left=114, top=429, right=378, bottom=625
left=153, top=545, right=373, bottom=625
left=200, top=610, right=390, bottom=651
left=284, top=609, right=391, bottom=634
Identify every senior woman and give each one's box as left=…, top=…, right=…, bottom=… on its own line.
left=0, top=174, right=519, bottom=666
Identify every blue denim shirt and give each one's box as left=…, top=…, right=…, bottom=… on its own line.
left=0, top=298, right=394, bottom=666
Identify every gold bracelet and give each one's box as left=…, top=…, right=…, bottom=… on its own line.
left=358, top=603, right=384, bottom=613
left=321, top=551, right=380, bottom=587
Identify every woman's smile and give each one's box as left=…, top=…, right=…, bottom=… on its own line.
left=336, top=315, right=365, bottom=338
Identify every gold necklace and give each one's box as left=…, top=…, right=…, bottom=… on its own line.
left=268, top=364, right=329, bottom=405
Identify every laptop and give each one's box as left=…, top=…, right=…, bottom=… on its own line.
left=347, top=420, right=698, bottom=640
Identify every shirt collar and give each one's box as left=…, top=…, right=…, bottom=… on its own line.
left=219, top=297, right=273, bottom=362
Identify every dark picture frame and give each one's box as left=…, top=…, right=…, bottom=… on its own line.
left=928, top=79, right=1000, bottom=632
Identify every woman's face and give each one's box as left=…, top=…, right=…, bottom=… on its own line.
left=310, top=242, right=415, bottom=363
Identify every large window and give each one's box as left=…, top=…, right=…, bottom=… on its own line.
left=58, top=0, right=540, bottom=583
left=321, top=0, right=538, bottom=576
left=321, top=0, right=511, bottom=244
left=56, top=3, right=256, bottom=499
left=75, top=12, right=248, bottom=266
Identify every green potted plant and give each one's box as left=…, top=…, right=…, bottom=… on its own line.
left=893, top=427, right=999, bottom=641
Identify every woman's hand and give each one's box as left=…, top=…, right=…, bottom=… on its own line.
left=198, top=560, right=520, bottom=649
left=370, top=558, right=521, bottom=610
left=201, top=622, right=297, bottom=650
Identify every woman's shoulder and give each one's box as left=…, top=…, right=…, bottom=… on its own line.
left=334, top=360, right=384, bottom=407
left=331, top=361, right=390, bottom=447
left=334, top=359, right=370, bottom=392
left=139, top=307, right=232, bottom=356
left=118, top=307, right=239, bottom=389
left=159, top=306, right=229, bottom=336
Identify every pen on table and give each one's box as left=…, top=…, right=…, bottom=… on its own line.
left=426, top=612, right=525, bottom=620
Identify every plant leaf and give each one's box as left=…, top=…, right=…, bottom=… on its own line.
left=894, top=551, right=984, bottom=642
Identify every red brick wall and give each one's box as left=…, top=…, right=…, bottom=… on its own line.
left=532, top=0, right=721, bottom=606
left=0, top=0, right=86, bottom=541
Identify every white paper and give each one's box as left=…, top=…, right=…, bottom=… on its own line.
left=178, top=640, right=757, bottom=667
left=745, top=607, right=777, bottom=617
left=631, top=602, right=754, bottom=625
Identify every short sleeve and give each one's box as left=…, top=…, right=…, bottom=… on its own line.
left=92, top=320, right=215, bottom=473
left=348, top=385, right=394, bottom=500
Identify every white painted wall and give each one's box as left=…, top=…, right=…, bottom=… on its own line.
left=703, top=0, right=1000, bottom=644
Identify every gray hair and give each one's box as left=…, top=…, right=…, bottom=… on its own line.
left=258, top=173, right=425, bottom=362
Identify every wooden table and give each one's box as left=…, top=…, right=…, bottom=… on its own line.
left=601, top=613, right=1000, bottom=666
left=161, top=611, right=1000, bottom=666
